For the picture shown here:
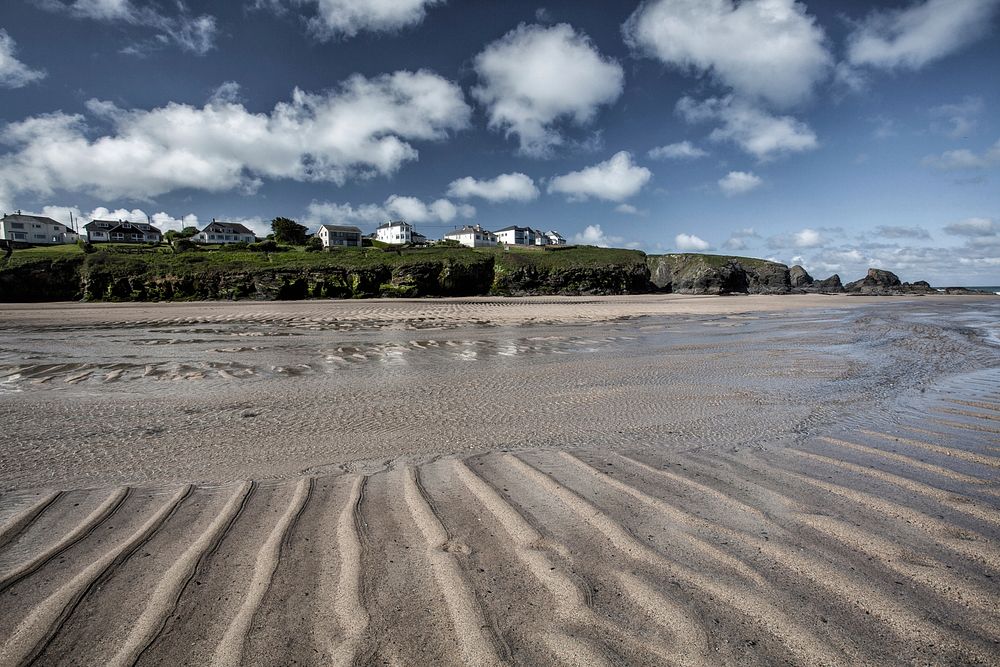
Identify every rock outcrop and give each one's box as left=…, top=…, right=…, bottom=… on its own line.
left=813, top=274, right=843, bottom=292
left=789, top=265, right=813, bottom=288
left=646, top=254, right=790, bottom=295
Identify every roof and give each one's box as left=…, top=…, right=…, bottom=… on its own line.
left=445, top=226, right=494, bottom=237
left=3, top=213, right=67, bottom=229
left=493, top=225, right=533, bottom=233
left=377, top=220, right=410, bottom=229
left=201, top=221, right=254, bottom=235
left=85, top=219, right=161, bottom=235
left=318, top=224, right=362, bottom=233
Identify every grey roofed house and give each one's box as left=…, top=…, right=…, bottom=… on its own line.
left=84, top=219, right=163, bottom=244
left=193, top=220, right=257, bottom=245
left=1, top=213, right=80, bottom=244
left=316, top=224, right=363, bottom=247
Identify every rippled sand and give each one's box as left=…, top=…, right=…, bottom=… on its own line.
left=0, top=294, right=998, bottom=665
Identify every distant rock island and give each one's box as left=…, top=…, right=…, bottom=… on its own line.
left=0, top=244, right=984, bottom=302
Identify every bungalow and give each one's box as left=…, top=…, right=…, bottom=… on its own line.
left=193, top=220, right=256, bottom=245
left=85, top=219, right=162, bottom=244
left=1, top=213, right=79, bottom=245
left=316, top=224, right=362, bottom=248
left=444, top=224, right=497, bottom=248
left=493, top=226, right=537, bottom=246
left=376, top=220, right=415, bottom=245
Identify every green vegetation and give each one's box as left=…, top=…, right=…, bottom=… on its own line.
left=271, top=217, right=308, bottom=245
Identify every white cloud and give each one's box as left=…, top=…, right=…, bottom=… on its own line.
left=258, top=0, right=443, bottom=40
left=0, top=72, right=470, bottom=204
left=548, top=151, right=652, bottom=202
left=304, top=195, right=472, bottom=228
left=41, top=0, right=218, bottom=55
left=930, top=96, right=984, bottom=138
left=678, top=96, right=818, bottom=161
left=647, top=140, right=708, bottom=160
left=29, top=204, right=202, bottom=234
left=0, top=30, right=46, bottom=88
left=944, top=217, right=998, bottom=238
left=623, top=0, right=832, bottom=107
left=718, top=170, right=762, bottom=196
left=572, top=224, right=623, bottom=248
left=847, top=0, right=1000, bottom=70
left=446, top=172, right=539, bottom=202
left=385, top=195, right=474, bottom=223
left=615, top=204, right=640, bottom=215
left=674, top=233, right=710, bottom=251
left=921, top=139, right=1000, bottom=170
left=472, top=23, right=624, bottom=157
left=875, top=225, right=931, bottom=240
left=791, top=228, right=823, bottom=247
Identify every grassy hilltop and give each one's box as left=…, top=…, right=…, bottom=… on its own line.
left=0, top=243, right=651, bottom=302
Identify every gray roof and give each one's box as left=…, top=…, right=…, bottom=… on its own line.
left=3, top=213, right=70, bottom=230
left=318, top=224, right=362, bottom=233
left=445, top=226, right=493, bottom=236
left=201, top=221, right=255, bottom=235
left=85, top=219, right=161, bottom=235
left=493, top=225, right=533, bottom=233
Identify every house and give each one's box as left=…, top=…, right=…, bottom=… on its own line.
left=85, top=219, right=162, bottom=244
left=193, top=220, right=256, bottom=245
left=533, top=228, right=549, bottom=246
left=444, top=224, right=497, bottom=248
left=493, top=226, right=537, bottom=246
left=316, top=224, right=362, bottom=248
left=1, top=213, right=80, bottom=245
left=375, top=220, right=415, bottom=245
left=545, top=230, right=567, bottom=246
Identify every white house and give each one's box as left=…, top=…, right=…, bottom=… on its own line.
left=193, top=220, right=256, bottom=245
left=493, top=226, right=536, bottom=246
left=316, top=224, right=362, bottom=248
left=85, top=219, right=162, bottom=244
left=545, top=230, right=567, bottom=245
left=375, top=220, right=414, bottom=245
left=444, top=224, right=497, bottom=248
left=532, top=228, right=550, bottom=246
left=1, top=213, right=80, bottom=245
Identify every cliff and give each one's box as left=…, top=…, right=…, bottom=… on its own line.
left=646, top=254, right=791, bottom=294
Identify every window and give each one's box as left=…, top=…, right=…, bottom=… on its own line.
left=34, top=233, right=46, bottom=239
left=13, top=232, right=26, bottom=240
left=10, top=222, right=23, bottom=229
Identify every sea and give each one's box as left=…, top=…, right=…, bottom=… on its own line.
left=964, top=286, right=1000, bottom=295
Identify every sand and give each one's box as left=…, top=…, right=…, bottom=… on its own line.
left=0, top=293, right=998, bottom=665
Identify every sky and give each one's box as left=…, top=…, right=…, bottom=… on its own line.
left=1, top=0, right=999, bottom=285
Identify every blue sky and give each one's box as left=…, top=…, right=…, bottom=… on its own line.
left=1, top=0, right=999, bottom=284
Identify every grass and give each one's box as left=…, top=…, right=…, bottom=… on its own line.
left=656, top=252, right=781, bottom=269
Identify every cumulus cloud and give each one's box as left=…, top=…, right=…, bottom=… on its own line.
left=615, top=204, right=641, bottom=215
left=31, top=204, right=203, bottom=234
left=572, top=224, right=623, bottom=248
left=944, top=217, right=998, bottom=238
left=548, top=151, right=652, bottom=202
left=446, top=172, right=539, bottom=202
left=674, top=233, right=710, bottom=251
left=304, top=195, right=472, bottom=228
left=0, top=30, right=46, bottom=88
left=39, top=0, right=218, bottom=55
left=718, top=170, right=762, bottom=196
left=647, top=140, right=708, bottom=160
left=847, top=0, right=1000, bottom=70
left=677, top=96, right=818, bottom=161
left=623, top=0, right=832, bottom=107
left=0, top=72, right=470, bottom=205
left=472, top=23, right=624, bottom=157
left=257, top=0, right=443, bottom=40
left=921, top=139, right=1000, bottom=170
left=385, top=195, right=474, bottom=223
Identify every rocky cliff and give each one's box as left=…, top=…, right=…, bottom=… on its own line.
left=646, top=254, right=791, bottom=294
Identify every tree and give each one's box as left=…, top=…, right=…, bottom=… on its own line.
left=271, top=217, right=308, bottom=245
left=165, top=226, right=198, bottom=242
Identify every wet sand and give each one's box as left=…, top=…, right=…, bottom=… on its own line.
left=0, top=294, right=998, bottom=665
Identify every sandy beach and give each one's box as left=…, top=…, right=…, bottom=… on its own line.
left=0, top=294, right=998, bottom=665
